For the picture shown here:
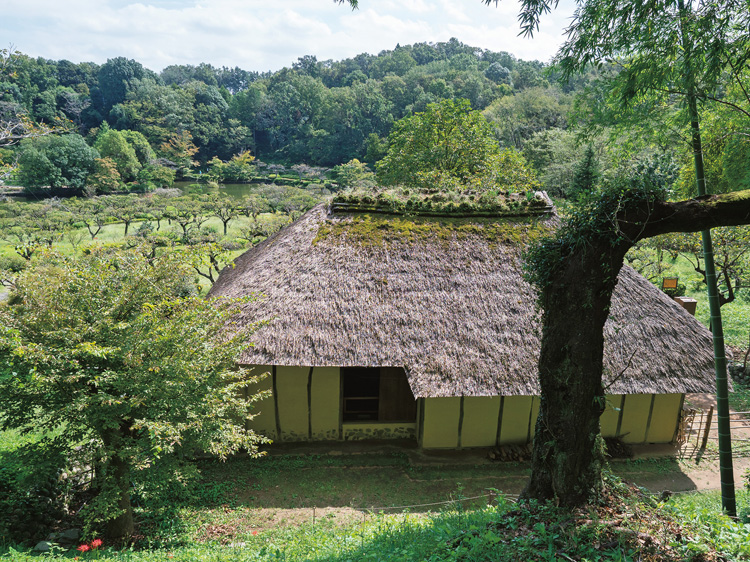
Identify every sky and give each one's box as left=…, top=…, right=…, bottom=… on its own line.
left=2, top=0, right=577, bottom=73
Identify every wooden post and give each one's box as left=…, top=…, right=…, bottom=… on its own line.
left=701, top=406, right=714, bottom=451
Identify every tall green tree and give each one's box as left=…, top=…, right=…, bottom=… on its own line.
left=17, top=133, right=98, bottom=191
left=95, top=57, right=151, bottom=118
left=0, top=249, right=268, bottom=540
left=377, top=98, right=537, bottom=191
left=569, top=144, right=600, bottom=199
left=94, top=126, right=141, bottom=182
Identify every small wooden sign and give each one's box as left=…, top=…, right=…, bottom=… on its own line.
left=662, top=277, right=679, bottom=289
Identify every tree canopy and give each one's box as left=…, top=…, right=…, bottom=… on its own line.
left=0, top=249, right=268, bottom=539
left=376, top=98, right=539, bottom=191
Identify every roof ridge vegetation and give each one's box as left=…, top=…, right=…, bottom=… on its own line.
left=331, top=186, right=554, bottom=217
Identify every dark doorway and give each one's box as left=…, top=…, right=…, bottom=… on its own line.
left=342, top=367, right=417, bottom=422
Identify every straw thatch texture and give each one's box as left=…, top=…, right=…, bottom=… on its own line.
left=210, top=204, right=716, bottom=397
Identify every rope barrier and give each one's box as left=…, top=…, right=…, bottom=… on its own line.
left=358, top=492, right=511, bottom=513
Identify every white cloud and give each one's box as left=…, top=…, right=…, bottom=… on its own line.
left=1, top=0, right=576, bottom=72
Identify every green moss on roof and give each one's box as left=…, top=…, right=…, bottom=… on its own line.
left=314, top=213, right=554, bottom=249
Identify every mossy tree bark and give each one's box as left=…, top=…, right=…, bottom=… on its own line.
left=522, top=240, right=629, bottom=504
left=523, top=189, right=750, bottom=507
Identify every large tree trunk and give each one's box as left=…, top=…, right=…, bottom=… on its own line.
left=100, top=426, right=135, bottom=542
left=522, top=241, right=628, bottom=505
left=522, top=188, right=750, bottom=507
left=106, top=453, right=135, bottom=541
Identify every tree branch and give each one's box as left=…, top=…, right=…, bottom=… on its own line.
left=618, top=190, right=750, bottom=242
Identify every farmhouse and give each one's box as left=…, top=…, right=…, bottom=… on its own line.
left=209, top=194, right=716, bottom=449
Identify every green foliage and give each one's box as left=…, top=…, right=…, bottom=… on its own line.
left=94, top=127, right=141, bottom=182
left=333, top=185, right=550, bottom=219
left=483, top=86, right=570, bottom=150
left=17, top=134, right=98, bottom=191
left=668, top=490, right=750, bottom=559
left=524, top=160, right=672, bottom=293
left=376, top=98, right=493, bottom=188
left=484, top=62, right=512, bottom=85
left=522, top=128, right=585, bottom=197
left=0, top=252, right=26, bottom=274
left=377, top=98, right=539, bottom=192
left=676, top=101, right=750, bottom=197
left=134, top=163, right=176, bottom=192
left=86, top=156, right=123, bottom=194
left=120, top=129, right=156, bottom=167
left=556, top=0, right=749, bottom=107
left=3, top=39, right=585, bottom=177
left=0, top=428, right=69, bottom=544
left=206, top=151, right=256, bottom=183
left=331, top=158, right=375, bottom=189
left=0, top=249, right=268, bottom=537
left=569, top=144, right=600, bottom=199
left=96, top=57, right=150, bottom=117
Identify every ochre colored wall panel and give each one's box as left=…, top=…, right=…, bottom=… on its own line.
left=275, top=366, right=310, bottom=441
left=499, top=396, right=533, bottom=444
left=310, top=367, right=340, bottom=440
left=601, top=395, right=623, bottom=438
left=422, top=397, right=461, bottom=448
left=619, top=394, right=652, bottom=444
left=461, top=397, right=501, bottom=448
left=243, top=365, right=276, bottom=440
left=646, top=394, right=682, bottom=443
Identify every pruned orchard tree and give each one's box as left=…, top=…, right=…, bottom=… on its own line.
left=660, top=227, right=750, bottom=308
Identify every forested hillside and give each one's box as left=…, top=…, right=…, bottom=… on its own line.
left=0, top=39, right=586, bottom=186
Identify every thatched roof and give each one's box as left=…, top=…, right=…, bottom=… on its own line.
left=210, top=203, right=716, bottom=397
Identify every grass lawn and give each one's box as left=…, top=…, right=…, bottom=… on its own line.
left=3, top=444, right=750, bottom=561
left=653, top=252, right=750, bottom=351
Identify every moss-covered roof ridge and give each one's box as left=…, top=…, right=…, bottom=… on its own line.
left=331, top=186, right=554, bottom=218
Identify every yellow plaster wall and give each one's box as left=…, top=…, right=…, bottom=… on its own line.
left=422, top=397, right=461, bottom=448
left=601, top=395, right=623, bottom=438
left=619, top=394, right=653, bottom=444
left=243, top=365, right=276, bottom=440
left=275, top=366, right=310, bottom=441
left=461, top=397, right=501, bottom=448
left=646, top=393, right=682, bottom=443
left=310, top=367, right=340, bottom=440
left=499, top=396, right=533, bottom=444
